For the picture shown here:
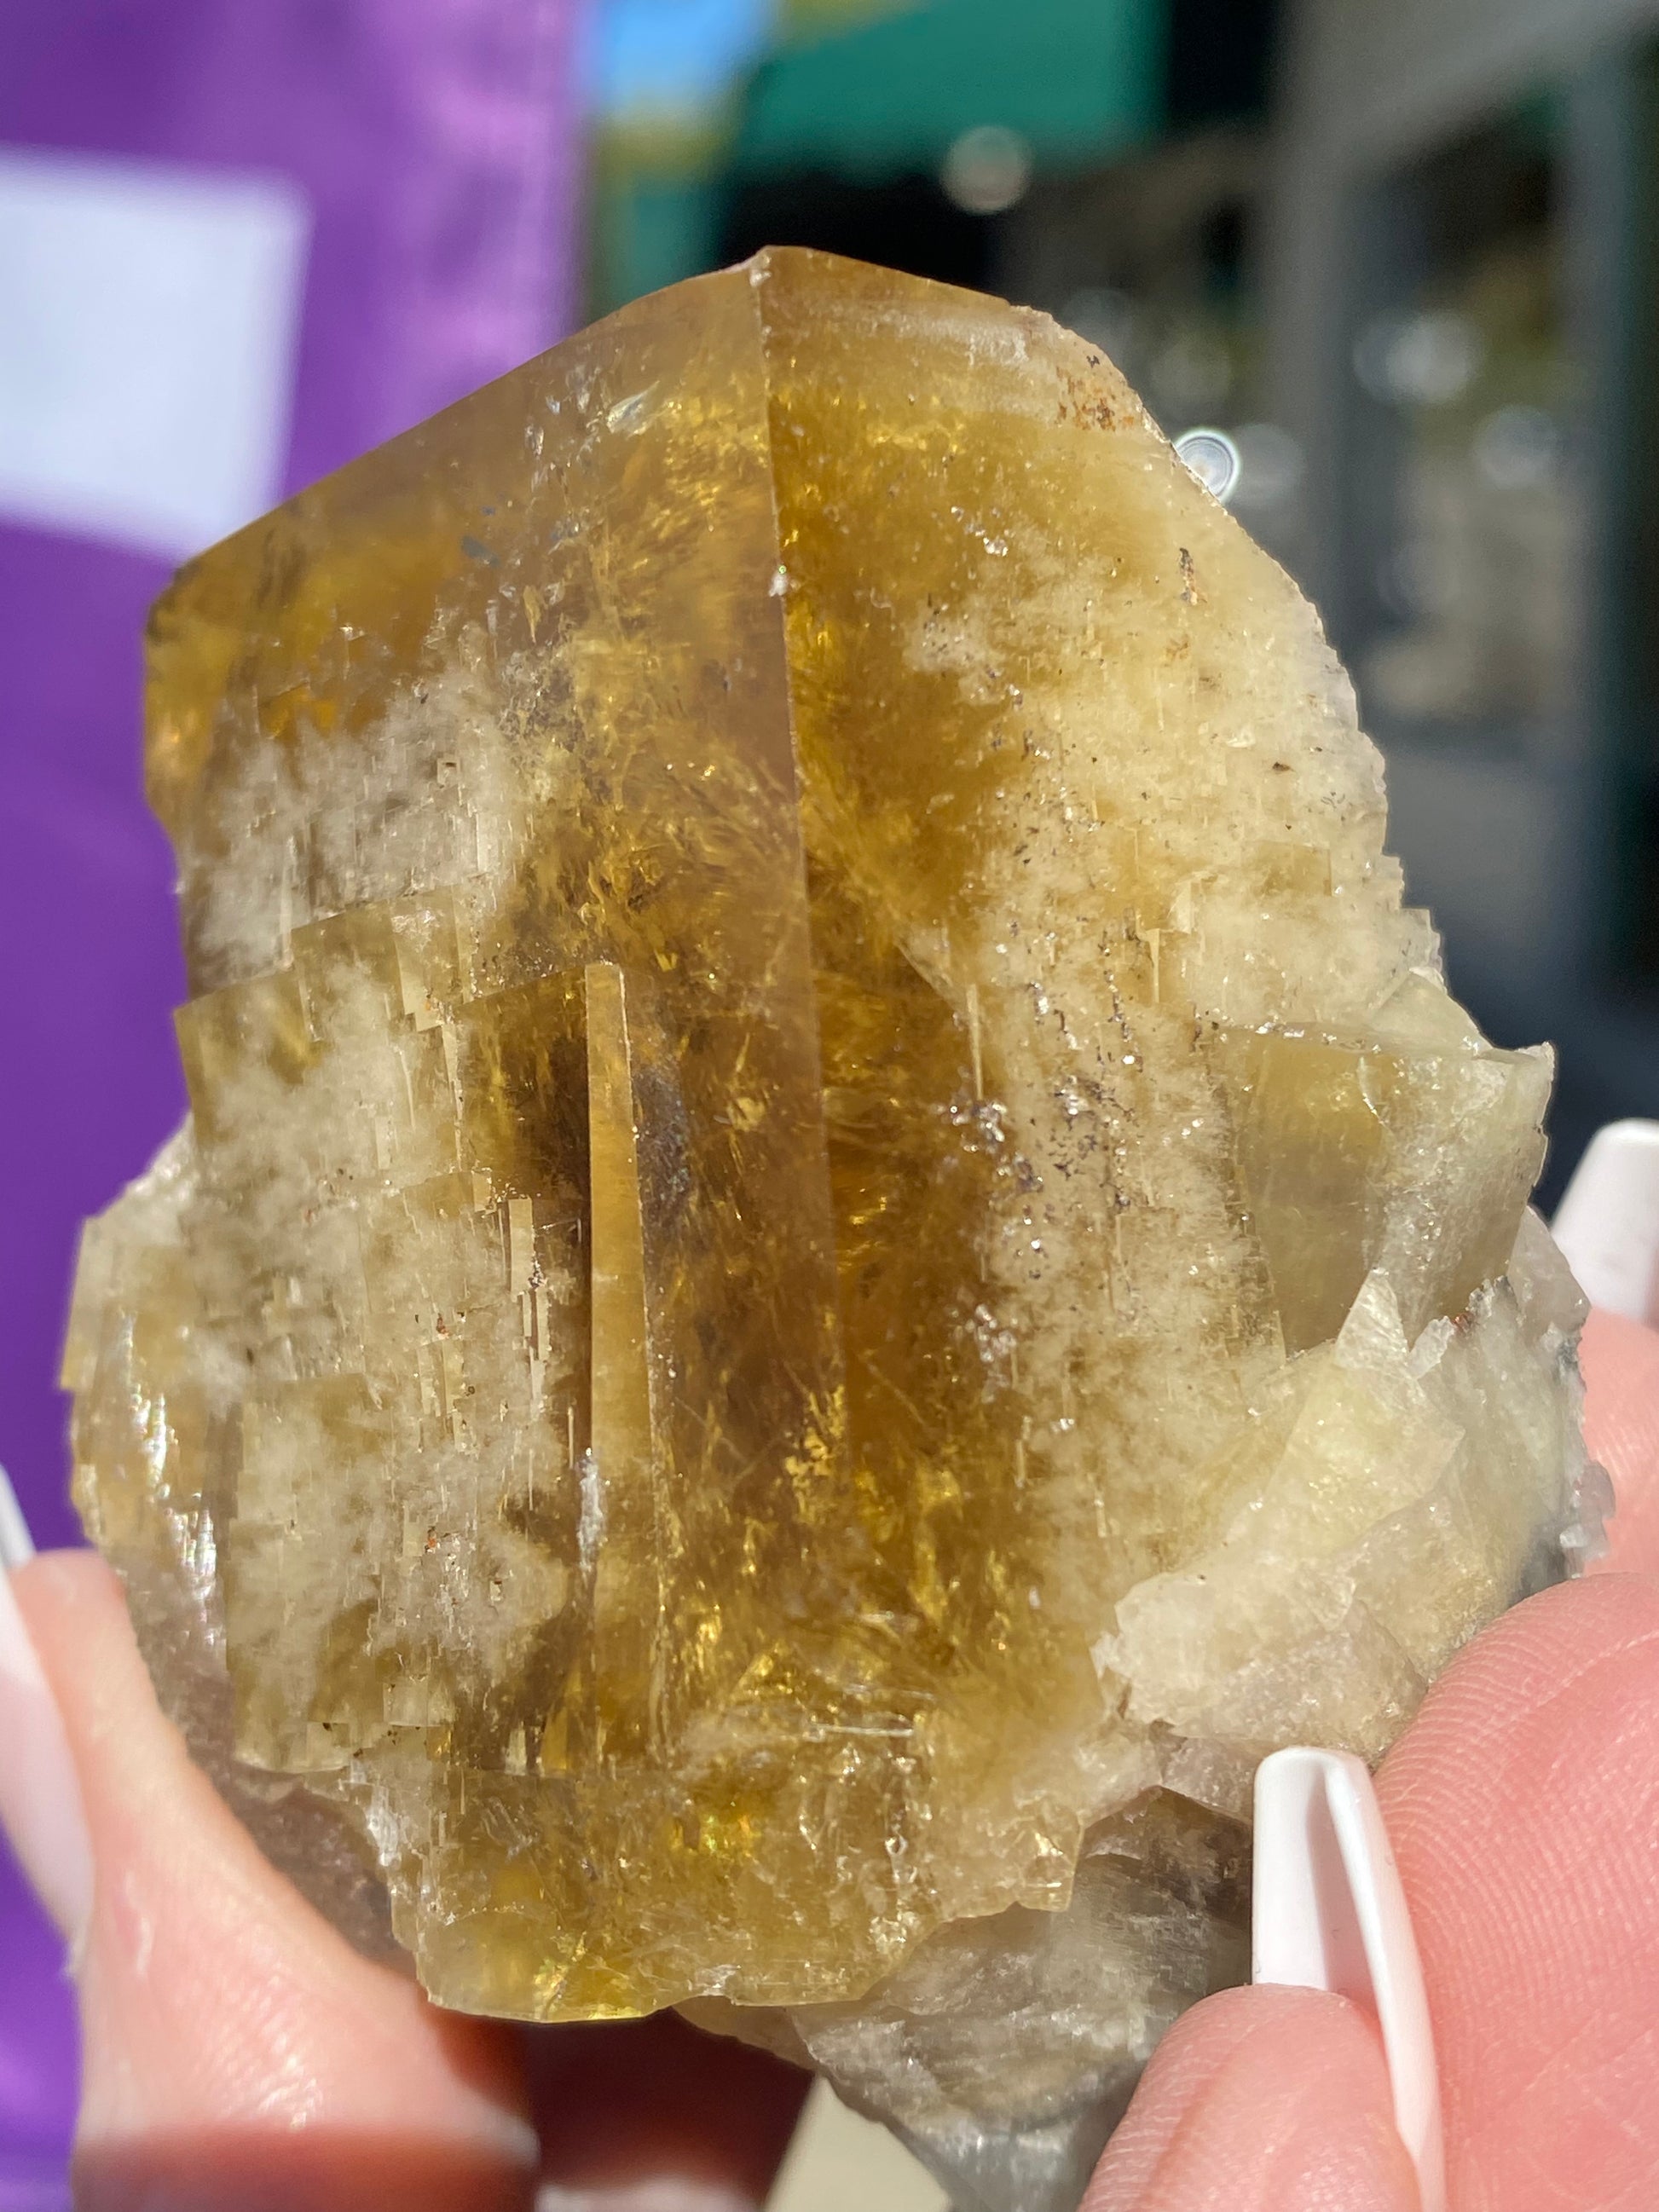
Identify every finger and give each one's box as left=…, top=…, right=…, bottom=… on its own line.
left=522, top=2013, right=809, bottom=2209
left=1379, top=1573, right=1659, bottom=2212
left=11, top=1550, right=538, bottom=2212
left=1081, top=1983, right=1420, bottom=2211
left=1581, top=1308, right=1659, bottom=1574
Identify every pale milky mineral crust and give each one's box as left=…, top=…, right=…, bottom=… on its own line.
left=64, top=250, right=1600, bottom=2212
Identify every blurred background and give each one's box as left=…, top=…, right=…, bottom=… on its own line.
left=3, top=0, right=1656, bottom=2198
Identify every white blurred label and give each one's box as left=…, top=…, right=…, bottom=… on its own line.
left=0, top=146, right=309, bottom=560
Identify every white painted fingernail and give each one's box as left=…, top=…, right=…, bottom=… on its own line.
left=1552, top=1119, right=1659, bottom=1323
left=1254, top=1747, right=1443, bottom=2212
left=0, top=1464, right=94, bottom=1950
left=0, top=1461, right=34, bottom=1568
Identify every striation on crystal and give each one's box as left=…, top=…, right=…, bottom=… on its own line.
left=63, top=249, right=1598, bottom=2212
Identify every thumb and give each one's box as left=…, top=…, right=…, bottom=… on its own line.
left=1082, top=1983, right=1420, bottom=2212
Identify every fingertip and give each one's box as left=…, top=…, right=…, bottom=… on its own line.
left=1378, top=1573, right=1659, bottom=2211
left=1083, top=1984, right=1419, bottom=2212
left=1580, top=1308, right=1659, bottom=1574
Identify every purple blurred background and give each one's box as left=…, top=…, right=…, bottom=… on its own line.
left=0, top=2, right=590, bottom=2191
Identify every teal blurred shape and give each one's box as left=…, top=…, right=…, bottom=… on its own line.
left=734, top=0, right=1162, bottom=182
left=604, top=175, right=725, bottom=303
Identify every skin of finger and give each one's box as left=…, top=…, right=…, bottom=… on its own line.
left=520, top=2014, right=809, bottom=2203
left=13, top=1550, right=539, bottom=2205
left=1580, top=1308, right=1659, bottom=1575
left=1378, top=1573, right=1659, bottom=2212
left=1080, top=1984, right=1419, bottom=2212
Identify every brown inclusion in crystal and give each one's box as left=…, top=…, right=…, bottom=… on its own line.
left=66, top=251, right=1588, bottom=2128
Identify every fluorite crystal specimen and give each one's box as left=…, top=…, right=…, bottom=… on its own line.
left=64, top=250, right=1600, bottom=2212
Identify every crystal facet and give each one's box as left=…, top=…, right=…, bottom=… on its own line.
left=64, top=251, right=1596, bottom=2212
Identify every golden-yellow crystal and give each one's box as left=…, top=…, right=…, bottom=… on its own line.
left=64, top=251, right=1598, bottom=2212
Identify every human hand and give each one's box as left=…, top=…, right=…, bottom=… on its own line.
left=5, top=1308, right=1659, bottom=2212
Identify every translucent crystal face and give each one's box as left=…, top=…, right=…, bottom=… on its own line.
left=64, top=250, right=1590, bottom=2211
